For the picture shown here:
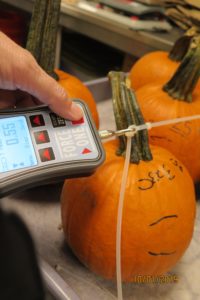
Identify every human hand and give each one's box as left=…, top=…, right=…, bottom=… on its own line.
left=0, top=31, right=83, bottom=120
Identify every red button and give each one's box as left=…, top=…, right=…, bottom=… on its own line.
left=82, top=148, right=92, bottom=154
left=30, top=114, right=45, bottom=127
left=34, top=130, right=50, bottom=144
left=39, top=148, right=55, bottom=162
left=71, top=117, right=84, bottom=125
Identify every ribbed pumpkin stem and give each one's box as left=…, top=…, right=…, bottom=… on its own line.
left=164, top=36, right=200, bottom=102
left=109, top=71, right=152, bottom=164
left=109, top=72, right=127, bottom=156
left=26, top=0, right=47, bottom=61
left=169, top=27, right=198, bottom=62
left=26, top=0, right=61, bottom=79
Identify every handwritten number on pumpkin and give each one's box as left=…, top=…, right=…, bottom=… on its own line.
left=138, top=165, right=175, bottom=190
left=170, top=121, right=192, bottom=138
left=170, top=158, right=183, bottom=172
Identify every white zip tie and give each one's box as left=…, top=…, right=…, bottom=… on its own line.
left=116, top=134, right=132, bottom=300
left=99, top=114, right=200, bottom=140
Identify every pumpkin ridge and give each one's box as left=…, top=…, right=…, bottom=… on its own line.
left=65, top=182, right=80, bottom=245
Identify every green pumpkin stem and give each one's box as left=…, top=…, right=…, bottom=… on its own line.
left=39, top=0, right=61, bottom=79
left=169, top=27, right=197, bottom=62
left=109, top=71, right=128, bottom=156
left=109, top=71, right=152, bottom=163
left=26, top=0, right=47, bottom=62
left=26, top=0, right=61, bottom=79
left=163, top=36, right=200, bottom=102
left=124, top=86, right=152, bottom=162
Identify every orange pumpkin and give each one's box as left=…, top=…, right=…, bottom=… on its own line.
left=136, top=36, right=200, bottom=181
left=61, top=72, right=196, bottom=281
left=129, top=51, right=179, bottom=90
left=129, top=28, right=197, bottom=91
left=55, top=69, right=99, bottom=128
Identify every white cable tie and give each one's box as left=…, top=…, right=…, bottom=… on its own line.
left=145, top=122, right=152, bottom=130
left=125, top=125, right=137, bottom=137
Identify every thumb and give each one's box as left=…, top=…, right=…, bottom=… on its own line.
left=15, top=62, right=83, bottom=120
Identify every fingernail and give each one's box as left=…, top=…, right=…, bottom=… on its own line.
left=68, top=102, right=83, bottom=120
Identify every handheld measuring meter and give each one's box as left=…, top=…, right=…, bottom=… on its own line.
left=0, top=100, right=105, bottom=197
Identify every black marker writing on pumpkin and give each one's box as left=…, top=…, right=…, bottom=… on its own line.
left=148, top=251, right=176, bottom=256
left=170, top=158, right=183, bottom=172
left=169, top=121, right=192, bottom=138
left=149, top=215, right=178, bottom=227
left=138, top=165, right=175, bottom=190
left=150, top=135, right=172, bottom=143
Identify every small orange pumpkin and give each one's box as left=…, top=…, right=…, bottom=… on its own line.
left=129, top=28, right=197, bottom=91
left=61, top=72, right=196, bottom=281
left=55, top=69, right=99, bottom=128
left=136, top=36, right=200, bottom=181
left=129, top=51, right=179, bottom=91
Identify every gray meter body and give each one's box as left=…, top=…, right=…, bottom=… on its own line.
left=0, top=100, right=105, bottom=197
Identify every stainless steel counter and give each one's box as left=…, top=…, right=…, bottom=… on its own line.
left=2, top=0, right=182, bottom=57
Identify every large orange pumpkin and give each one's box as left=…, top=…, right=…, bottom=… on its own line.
left=55, top=69, right=99, bottom=128
left=136, top=36, right=200, bottom=181
left=61, top=72, right=196, bottom=281
left=129, top=28, right=198, bottom=91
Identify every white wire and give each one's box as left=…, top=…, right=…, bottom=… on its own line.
left=136, top=114, right=200, bottom=132
left=116, top=135, right=132, bottom=300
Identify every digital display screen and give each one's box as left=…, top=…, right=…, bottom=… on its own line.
left=0, top=116, right=37, bottom=173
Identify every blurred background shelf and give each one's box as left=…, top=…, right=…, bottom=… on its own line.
left=1, top=0, right=182, bottom=81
